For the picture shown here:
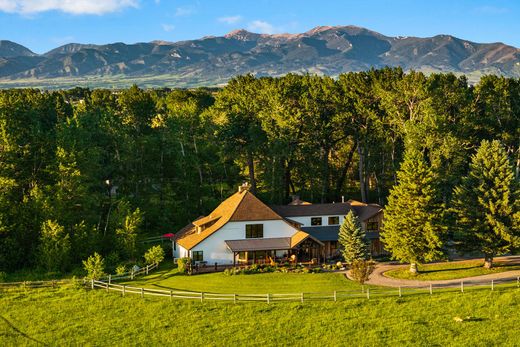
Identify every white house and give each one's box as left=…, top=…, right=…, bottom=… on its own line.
left=174, top=184, right=384, bottom=265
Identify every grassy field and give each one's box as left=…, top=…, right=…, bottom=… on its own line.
left=124, top=266, right=361, bottom=293
left=384, top=261, right=520, bottom=281
left=1, top=284, right=520, bottom=346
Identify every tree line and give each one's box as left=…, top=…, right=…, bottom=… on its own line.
left=0, top=67, right=519, bottom=274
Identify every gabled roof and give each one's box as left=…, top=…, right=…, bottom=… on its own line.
left=176, top=189, right=286, bottom=250
left=290, top=230, right=324, bottom=248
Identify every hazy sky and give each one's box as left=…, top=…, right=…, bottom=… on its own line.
left=1, top=0, right=519, bottom=54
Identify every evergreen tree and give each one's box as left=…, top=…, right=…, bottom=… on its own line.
left=338, top=210, right=368, bottom=263
left=452, top=140, right=520, bottom=268
left=381, top=149, right=445, bottom=273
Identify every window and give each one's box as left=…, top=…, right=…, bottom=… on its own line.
left=366, top=222, right=379, bottom=231
left=328, top=216, right=339, bottom=225
left=246, top=224, right=264, bottom=238
left=311, top=217, right=322, bottom=226
left=192, top=251, right=203, bottom=262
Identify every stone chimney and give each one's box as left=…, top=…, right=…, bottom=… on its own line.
left=238, top=182, right=250, bottom=193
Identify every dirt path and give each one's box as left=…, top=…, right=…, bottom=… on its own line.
left=360, top=256, right=520, bottom=288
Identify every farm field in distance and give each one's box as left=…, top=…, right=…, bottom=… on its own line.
left=1, top=284, right=520, bottom=346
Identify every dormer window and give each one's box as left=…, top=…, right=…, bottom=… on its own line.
left=246, top=224, right=263, bottom=238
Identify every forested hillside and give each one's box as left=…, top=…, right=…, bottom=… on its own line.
left=0, top=68, right=519, bottom=273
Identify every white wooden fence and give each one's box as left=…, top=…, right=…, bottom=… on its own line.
left=89, top=276, right=520, bottom=304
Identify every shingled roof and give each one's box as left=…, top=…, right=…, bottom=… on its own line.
left=271, top=200, right=382, bottom=221
left=176, top=188, right=286, bottom=250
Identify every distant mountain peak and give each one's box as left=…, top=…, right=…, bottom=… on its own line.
left=0, top=40, right=36, bottom=58
left=224, top=29, right=261, bottom=41
left=1, top=25, right=520, bottom=88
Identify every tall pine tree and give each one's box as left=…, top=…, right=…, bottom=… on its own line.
left=452, top=140, right=520, bottom=268
left=381, top=149, right=445, bottom=273
left=338, top=210, right=368, bottom=263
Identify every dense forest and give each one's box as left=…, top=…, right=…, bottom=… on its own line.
left=0, top=67, right=519, bottom=273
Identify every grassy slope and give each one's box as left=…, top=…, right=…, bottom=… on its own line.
left=125, top=267, right=361, bottom=293
left=1, top=286, right=520, bottom=346
left=385, top=261, right=520, bottom=281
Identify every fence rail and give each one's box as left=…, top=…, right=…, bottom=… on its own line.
left=0, top=263, right=159, bottom=291
left=0, top=279, right=73, bottom=290
left=89, top=276, right=520, bottom=304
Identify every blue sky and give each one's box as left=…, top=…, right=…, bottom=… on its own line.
left=1, top=0, right=519, bottom=54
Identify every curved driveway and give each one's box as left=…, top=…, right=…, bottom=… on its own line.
left=358, top=256, right=520, bottom=288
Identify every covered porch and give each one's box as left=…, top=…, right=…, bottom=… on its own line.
left=225, top=231, right=324, bottom=267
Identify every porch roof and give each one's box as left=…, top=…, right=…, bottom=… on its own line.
left=225, top=237, right=291, bottom=252
left=225, top=231, right=323, bottom=252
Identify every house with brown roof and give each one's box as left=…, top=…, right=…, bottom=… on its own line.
left=174, top=184, right=384, bottom=265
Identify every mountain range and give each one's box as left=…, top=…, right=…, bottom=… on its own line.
left=1, top=25, right=520, bottom=88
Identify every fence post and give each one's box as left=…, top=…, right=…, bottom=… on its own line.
left=334, top=290, right=337, bottom=302
left=108, top=275, right=111, bottom=286
left=141, top=287, right=144, bottom=298
left=215, top=262, right=218, bottom=271
left=91, top=279, right=94, bottom=290
left=517, top=276, right=519, bottom=288
left=366, top=288, right=370, bottom=299
left=131, top=270, right=134, bottom=280
left=398, top=286, right=402, bottom=297
left=146, top=265, right=149, bottom=275
left=301, top=293, right=304, bottom=303
left=267, top=293, right=270, bottom=304
left=106, top=281, right=109, bottom=292
left=461, top=281, right=464, bottom=293
left=430, top=284, right=433, bottom=295
left=122, top=285, right=126, bottom=297
left=200, top=292, right=204, bottom=303
left=491, top=280, right=494, bottom=291
left=233, top=293, right=237, bottom=304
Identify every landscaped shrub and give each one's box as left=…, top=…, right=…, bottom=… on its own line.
left=82, top=253, right=106, bottom=280
left=115, top=264, right=127, bottom=276
left=177, top=257, right=191, bottom=274
left=349, top=259, right=375, bottom=284
left=144, top=245, right=165, bottom=265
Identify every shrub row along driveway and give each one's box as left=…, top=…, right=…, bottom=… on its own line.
left=362, top=256, right=520, bottom=288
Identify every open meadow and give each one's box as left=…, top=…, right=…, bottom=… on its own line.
left=2, top=272, right=520, bottom=346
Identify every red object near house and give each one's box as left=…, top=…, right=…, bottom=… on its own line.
left=163, top=233, right=175, bottom=238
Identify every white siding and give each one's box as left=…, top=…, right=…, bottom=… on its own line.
left=287, top=215, right=345, bottom=227
left=189, top=220, right=299, bottom=264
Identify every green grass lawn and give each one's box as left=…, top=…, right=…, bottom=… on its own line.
left=1, top=285, right=520, bottom=346
left=124, top=266, right=361, bottom=294
left=385, top=260, right=520, bottom=281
